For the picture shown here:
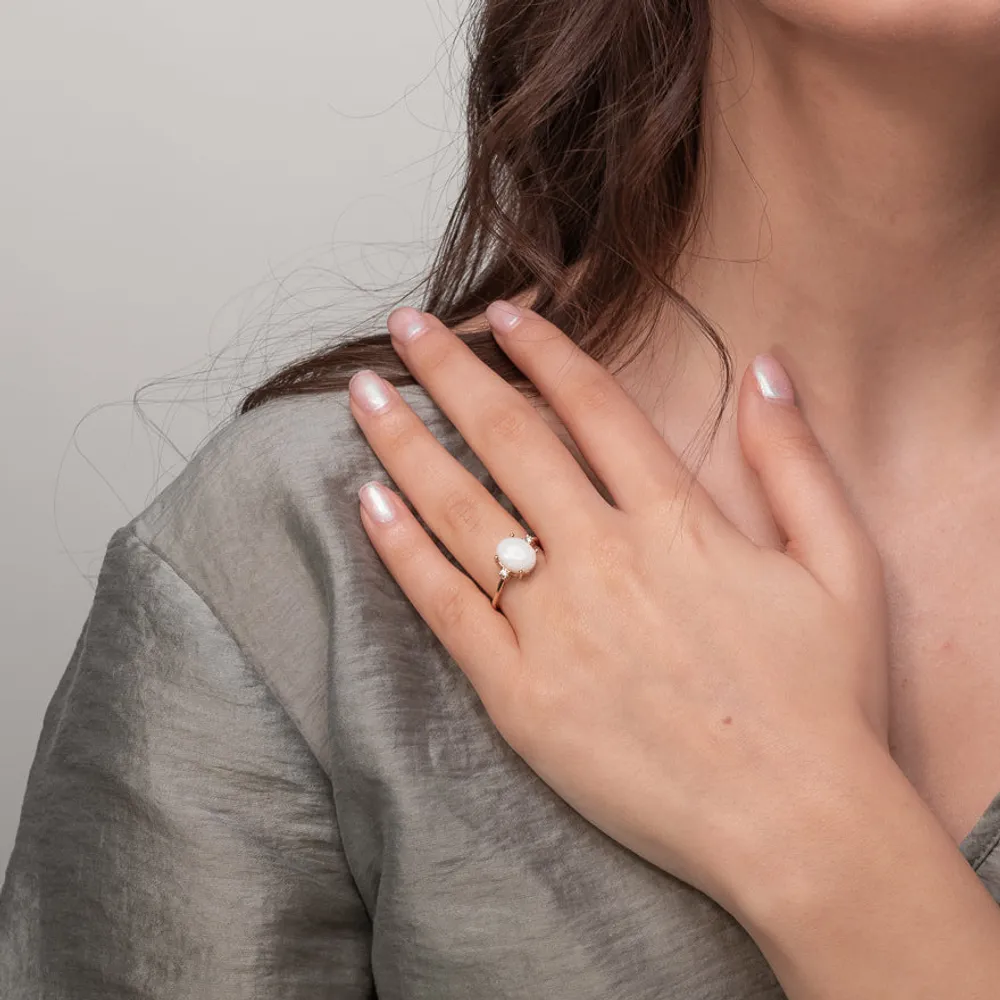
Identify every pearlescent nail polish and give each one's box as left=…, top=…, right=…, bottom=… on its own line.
left=485, top=300, right=522, bottom=331
left=387, top=307, right=429, bottom=342
left=359, top=482, right=396, bottom=523
left=752, top=354, right=795, bottom=403
left=349, top=370, right=392, bottom=413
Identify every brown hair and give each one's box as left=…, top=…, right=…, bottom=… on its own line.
left=239, top=0, right=730, bottom=455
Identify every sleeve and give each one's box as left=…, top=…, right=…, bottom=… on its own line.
left=0, top=527, right=374, bottom=999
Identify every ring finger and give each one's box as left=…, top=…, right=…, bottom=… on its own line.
left=348, top=368, right=541, bottom=604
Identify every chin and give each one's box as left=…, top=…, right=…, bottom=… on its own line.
left=747, top=0, right=1000, bottom=44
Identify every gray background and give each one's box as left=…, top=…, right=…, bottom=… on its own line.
left=0, top=0, right=464, bottom=872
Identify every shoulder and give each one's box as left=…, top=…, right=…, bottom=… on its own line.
left=135, top=383, right=460, bottom=550
left=119, top=383, right=486, bottom=771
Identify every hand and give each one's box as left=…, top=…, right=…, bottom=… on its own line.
left=347, top=300, right=891, bottom=921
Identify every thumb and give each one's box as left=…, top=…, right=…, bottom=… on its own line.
left=737, top=354, right=881, bottom=604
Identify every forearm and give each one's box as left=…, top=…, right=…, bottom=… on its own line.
left=730, top=739, right=1000, bottom=1000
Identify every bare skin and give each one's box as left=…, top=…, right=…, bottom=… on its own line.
left=657, top=0, right=1000, bottom=851
left=457, top=0, right=1000, bottom=850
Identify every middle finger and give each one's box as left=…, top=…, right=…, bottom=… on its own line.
left=385, top=306, right=610, bottom=544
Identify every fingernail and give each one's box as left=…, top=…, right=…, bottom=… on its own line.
left=387, top=307, right=429, bottom=343
left=349, top=370, right=392, bottom=413
left=359, top=481, right=396, bottom=523
left=485, top=300, right=522, bottom=332
left=752, top=354, right=795, bottom=404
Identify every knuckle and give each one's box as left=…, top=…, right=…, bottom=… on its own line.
left=573, top=372, right=614, bottom=414
left=772, top=426, right=827, bottom=466
left=584, top=532, right=634, bottom=577
left=414, top=334, right=455, bottom=375
left=387, top=530, right=422, bottom=566
left=680, top=507, right=713, bottom=556
left=379, top=414, right=423, bottom=457
left=434, top=584, right=468, bottom=630
left=440, top=489, right=486, bottom=534
left=480, top=402, right=531, bottom=446
left=655, top=487, right=713, bottom=557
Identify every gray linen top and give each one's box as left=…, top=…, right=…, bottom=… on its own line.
left=2, top=384, right=999, bottom=1000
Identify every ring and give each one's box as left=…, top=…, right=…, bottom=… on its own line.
left=491, top=531, right=542, bottom=611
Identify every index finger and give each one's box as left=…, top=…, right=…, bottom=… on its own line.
left=483, top=300, right=728, bottom=522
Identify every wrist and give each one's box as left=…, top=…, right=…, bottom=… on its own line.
left=720, top=725, right=910, bottom=936
left=718, top=732, right=1000, bottom=999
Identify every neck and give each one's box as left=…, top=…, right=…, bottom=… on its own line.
left=630, top=4, right=1000, bottom=497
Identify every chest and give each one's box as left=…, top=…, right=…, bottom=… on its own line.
left=878, top=543, right=1000, bottom=849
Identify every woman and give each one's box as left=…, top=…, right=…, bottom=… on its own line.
left=3, top=0, right=1000, bottom=997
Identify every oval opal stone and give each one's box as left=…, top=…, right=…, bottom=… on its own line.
left=496, top=536, right=537, bottom=574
